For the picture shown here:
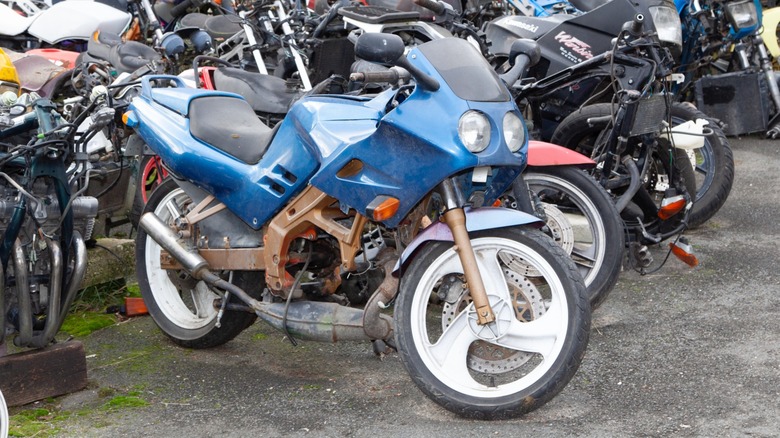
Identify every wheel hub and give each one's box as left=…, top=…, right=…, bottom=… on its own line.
left=441, top=268, right=546, bottom=374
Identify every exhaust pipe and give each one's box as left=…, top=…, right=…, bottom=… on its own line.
left=254, top=301, right=390, bottom=343
left=139, top=212, right=266, bottom=313
left=139, top=212, right=395, bottom=343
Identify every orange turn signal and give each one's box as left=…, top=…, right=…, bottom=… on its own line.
left=658, top=195, right=686, bottom=220
left=368, top=196, right=400, bottom=221
left=122, top=111, right=136, bottom=128
left=669, top=237, right=698, bottom=267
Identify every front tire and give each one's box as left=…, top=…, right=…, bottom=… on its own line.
left=668, top=103, right=734, bottom=228
left=521, top=167, right=624, bottom=309
left=136, top=178, right=262, bottom=349
left=394, top=227, right=590, bottom=419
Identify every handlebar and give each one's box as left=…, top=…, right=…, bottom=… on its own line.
left=350, top=67, right=410, bottom=84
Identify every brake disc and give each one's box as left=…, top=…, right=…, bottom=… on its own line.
left=441, top=268, right=546, bottom=374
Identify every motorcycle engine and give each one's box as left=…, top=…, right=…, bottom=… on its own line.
left=0, top=179, right=99, bottom=241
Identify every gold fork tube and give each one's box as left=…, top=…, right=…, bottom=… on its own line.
left=442, top=208, right=495, bottom=325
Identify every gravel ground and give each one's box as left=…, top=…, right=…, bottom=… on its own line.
left=15, top=136, right=780, bottom=437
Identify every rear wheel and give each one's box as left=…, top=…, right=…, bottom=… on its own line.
left=394, top=227, right=590, bottom=419
left=550, top=102, right=734, bottom=228
left=130, top=155, right=168, bottom=226
left=136, top=178, right=261, bottom=349
left=521, top=167, right=624, bottom=309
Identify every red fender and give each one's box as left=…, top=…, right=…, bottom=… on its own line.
left=527, top=140, right=595, bottom=168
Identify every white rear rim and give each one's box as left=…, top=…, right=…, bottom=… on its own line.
left=144, top=188, right=218, bottom=330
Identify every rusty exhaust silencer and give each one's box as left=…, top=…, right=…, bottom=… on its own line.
left=139, top=212, right=393, bottom=343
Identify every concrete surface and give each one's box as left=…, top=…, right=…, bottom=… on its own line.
left=19, top=136, right=780, bottom=437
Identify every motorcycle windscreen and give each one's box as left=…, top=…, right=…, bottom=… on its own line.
left=417, top=38, right=511, bottom=102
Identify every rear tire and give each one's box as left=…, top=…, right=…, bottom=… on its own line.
left=521, top=167, right=624, bottom=309
left=394, top=227, right=590, bottom=419
left=550, top=102, right=734, bottom=228
left=136, top=178, right=261, bottom=349
left=130, top=155, right=168, bottom=226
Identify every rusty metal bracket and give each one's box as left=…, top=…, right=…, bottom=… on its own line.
left=184, top=195, right=227, bottom=224
left=264, top=186, right=367, bottom=292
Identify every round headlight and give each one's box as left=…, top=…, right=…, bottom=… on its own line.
left=458, top=110, right=491, bottom=153
left=503, top=112, right=525, bottom=152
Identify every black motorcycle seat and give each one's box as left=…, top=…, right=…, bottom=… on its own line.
left=110, top=41, right=162, bottom=74
left=213, top=67, right=300, bottom=115
left=87, top=30, right=123, bottom=62
left=88, top=31, right=162, bottom=74
left=188, top=95, right=276, bottom=164
left=205, top=15, right=244, bottom=40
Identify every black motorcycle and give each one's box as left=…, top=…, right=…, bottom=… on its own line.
left=482, top=0, right=734, bottom=229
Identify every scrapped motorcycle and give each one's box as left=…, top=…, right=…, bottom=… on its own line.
left=0, top=93, right=106, bottom=350
left=200, top=53, right=624, bottom=308
left=676, top=0, right=780, bottom=137
left=0, top=0, right=131, bottom=51
left=499, top=15, right=701, bottom=272
left=481, top=0, right=733, bottom=229
left=125, top=33, right=590, bottom=418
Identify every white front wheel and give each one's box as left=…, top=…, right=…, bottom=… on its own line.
left=394, top=227, right=591, bottom=419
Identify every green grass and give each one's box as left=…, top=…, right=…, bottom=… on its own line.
left=103, top=395, right=149, bottom=410
left=8, top=407, right=66, bottom=437
left=60, top=312, right=116, bottom=337
left=59, top=280, right=144, bottom=337
left=7, top=389, right=151, bottom=436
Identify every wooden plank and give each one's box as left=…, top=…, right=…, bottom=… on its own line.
left=0, top=341, right=87, bottom=407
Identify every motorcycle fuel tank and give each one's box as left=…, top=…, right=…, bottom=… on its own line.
left=27, top=1, right=131, bottom=44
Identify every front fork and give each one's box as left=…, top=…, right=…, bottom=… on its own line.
left=437, top=180, right=496, bottom=325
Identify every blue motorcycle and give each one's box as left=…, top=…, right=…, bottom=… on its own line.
left=675, top=0, right=780, bottom=137
left=124, top=33, right=590, bottom=418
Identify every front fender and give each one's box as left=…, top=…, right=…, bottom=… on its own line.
left=762, top=7, right=780, bottom=59
left=392, top=207, right=543, bottom=275
left=527, top=140, right=595, bottom=167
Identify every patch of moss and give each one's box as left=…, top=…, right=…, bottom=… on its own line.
left=60, top=312, right=116, bottom=337
left=8, top=408, right=65, bottom=437
left=104, top=395, right=149, bottom=410
left=252, top=333, right=268, bottom=341
left=125, top=283, right=142, bottom=298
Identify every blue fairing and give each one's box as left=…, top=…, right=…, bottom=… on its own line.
left=131, top=85, right=324, bottom=229
left=129, top=38, right=528, bottom=230
left=307, top=45, right=527, bottom=228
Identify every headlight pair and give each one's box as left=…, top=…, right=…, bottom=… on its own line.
left=458, top=110, right=525, bottom=153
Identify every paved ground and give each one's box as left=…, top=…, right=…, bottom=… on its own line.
left=11, top=136, right=780, bottom=437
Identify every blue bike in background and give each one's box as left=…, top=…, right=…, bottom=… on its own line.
left=674, top=0, right=780, bottom=137
left=124, top=33, right=590, bottom=419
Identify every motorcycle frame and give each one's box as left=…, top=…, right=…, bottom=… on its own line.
left=0, top=99, right=89, bottom=349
